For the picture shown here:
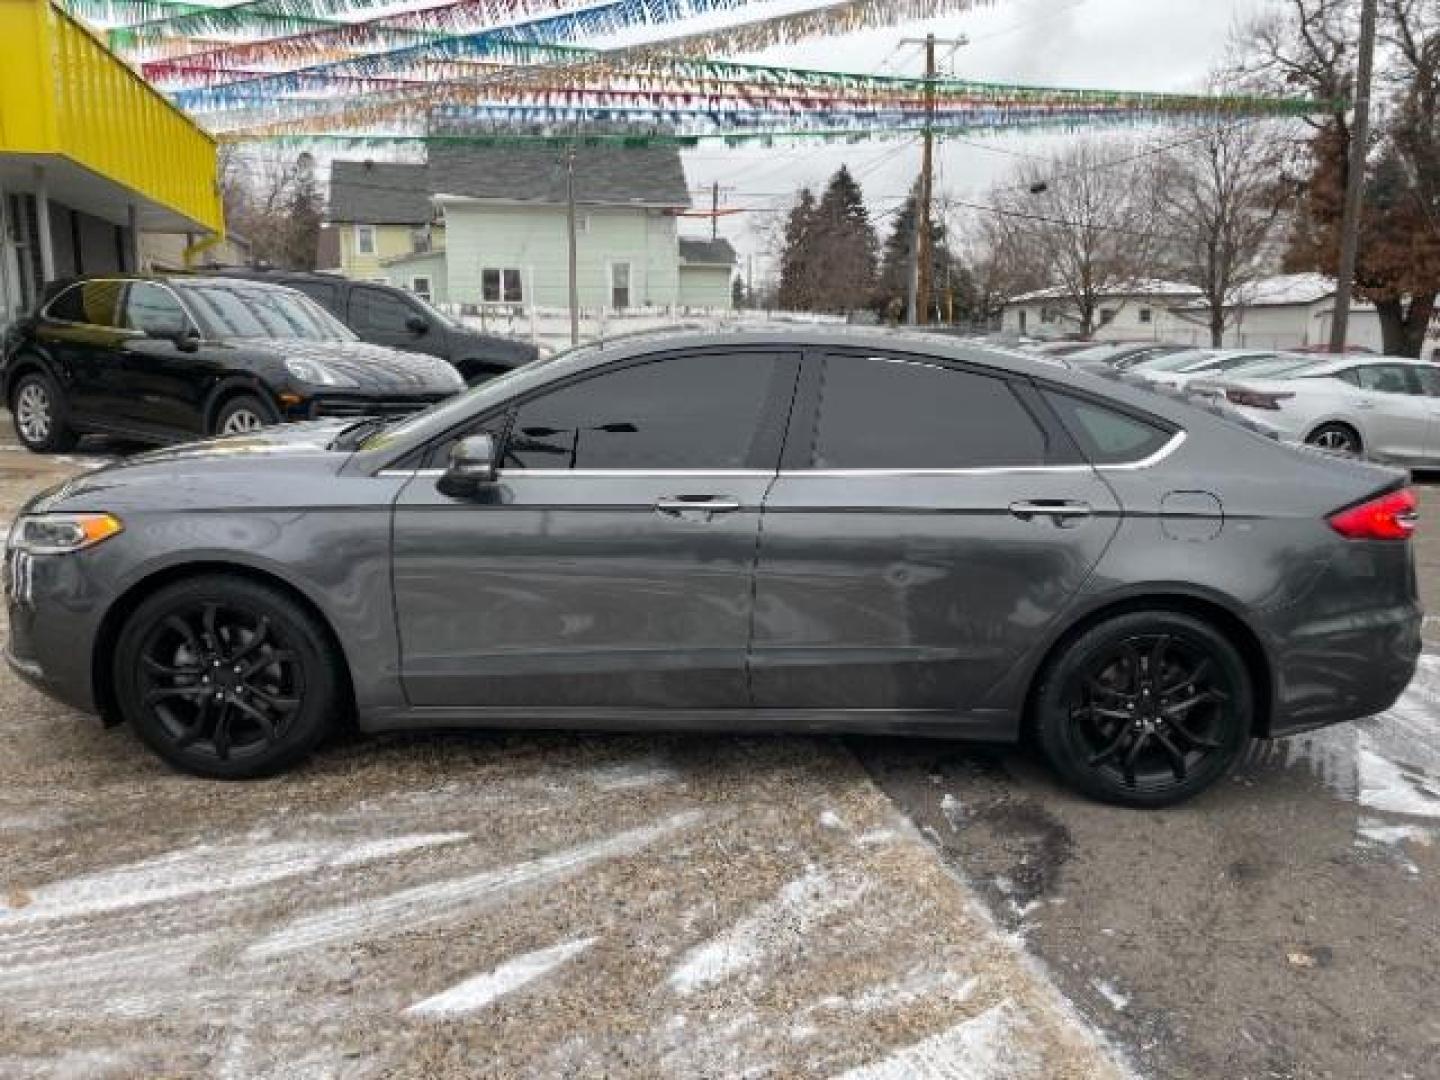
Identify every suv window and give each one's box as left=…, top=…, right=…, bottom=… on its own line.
left=507, top=353, right=782, bottom=471
left=290, top=280, right=340, bottom=314
left=122, top=282, right=191, bottom=336
left=46, top=280, right=122, bottom=327
left=352, top=286, right=415, bottom=332
left=1355, top=364, right=1420, bottom=394
left=812, top=354, right=1047, bottom=470
left=1043, top=390, right=1174, bottom=465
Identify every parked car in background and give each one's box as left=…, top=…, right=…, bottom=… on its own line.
left=1191, top=355, right=1440, bottom=463
left=207, top=269, right=540, bottom=385
left=1, top=275, right=465, bottom=452
left=1070, top=343, right=1189, bottom=371
left=1023, top=341, right=1097, bottom=358
left=1126, top=349, right=1292, bottom=390
left=4, top=328, right=1420, bottom=808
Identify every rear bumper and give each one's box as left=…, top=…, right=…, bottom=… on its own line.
left=1266, top=600, right=1422, bottom=738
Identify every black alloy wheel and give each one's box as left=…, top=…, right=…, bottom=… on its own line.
left=114, top=576, right=339, bottom=778
left=1035, top=611, right=1251, bottom=807
left=1307, top=423, right=1363, bottom=457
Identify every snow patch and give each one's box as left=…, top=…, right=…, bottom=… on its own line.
left=588, top=759, right=681, bottom=792
left=406, top=937, right=596, bottom=1017
left=248, top=812, right=701, bottom=960
left=1092, top=979, right=1129, bottom=1012
left=1357, top=737, right=1440, bottom=820
left=829, top=1000, right=1036, bottom=1080
left=819, top=810, right=846, bottom=830
left=940, top=794, right=964, bottom=832
left=0, top=833, right=470, bottom=925
left=668, top=868, right=868, bottom=994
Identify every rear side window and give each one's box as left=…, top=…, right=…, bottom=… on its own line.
left=45, top=281, right=122, bottom=327
left=292, top=280, right=339, bottom=313
left=1043, top=391, right=1174, bottom=465
left=812, top=354, right=1048, bottom=469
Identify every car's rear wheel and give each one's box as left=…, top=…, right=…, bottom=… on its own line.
left=10, top=371, right=79, bottom=453
left=1033, top=611, right=1252, bottom=808
left=1307, top=422, right=1363, bottom=457
left=213, top=394, right=276, bottom=437
left=112, top=575, right=340, bottom=778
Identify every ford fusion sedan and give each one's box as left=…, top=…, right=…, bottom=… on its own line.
left=3, top=329, right=1421, bottom=808
left=1193, top=355, right=1440, bottom=463
left=1, top=275, right=465, bottom=452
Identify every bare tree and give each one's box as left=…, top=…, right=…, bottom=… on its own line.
left=221, top=149, right=325, bottom=270
left=980, top=142, right=1162, bottom=337
left=1152, top=117, right=1294, bottom=346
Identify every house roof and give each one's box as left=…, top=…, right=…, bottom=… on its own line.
left=678, top=237, right=737, bottom=266
left=1007, top=279, right=1201, bottom=305
left=330, top=146, right=692, bottom=223
left=1226, top=273, right=1335, bottom=308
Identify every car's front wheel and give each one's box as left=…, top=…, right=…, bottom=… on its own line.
left=10, top=371, right=79, bottom=453
left=213, top=394, right=277, bottom=437
left=112, top=575, right=341, bottom=778
left=1033, top=611, right=1252, bottom=808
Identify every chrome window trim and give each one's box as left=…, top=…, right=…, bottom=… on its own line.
left=778, top=465, right=1095, bottom=478
left=41, top=278, right=202, bottom=337
left=381, top=468, right=776, bottom=479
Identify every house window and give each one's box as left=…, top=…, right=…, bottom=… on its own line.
left=1040, top=306, right=1057, bottom=325
left=1099, top=308, right=1117, bottom=326
left=410, top=227, right=432, bottom=254
left=1138, top=307, right=1153, bottom=324
left=611, top=262, right=631, bottom=310
left=482, top=267, right=524, bottom=304
left=411, top=276, right=432, bottom=303
left=355, top=225, right=376, bottom=255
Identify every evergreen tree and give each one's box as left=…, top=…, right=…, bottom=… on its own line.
left=777, top=188, right=819, bottom=311
left=811, top=166, right=878, bottom=311
left=281, top=152, right=324, bottom=271
left=876, top=186, right=972, bottom=324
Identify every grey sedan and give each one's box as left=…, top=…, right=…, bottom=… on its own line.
left=3, top=329, right=1422, bottom=807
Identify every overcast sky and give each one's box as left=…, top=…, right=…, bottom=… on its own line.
left=650, top=0, right=1274, bottom=274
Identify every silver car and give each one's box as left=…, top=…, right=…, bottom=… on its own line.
left=1128, top=349, right=1292, bottom=391
left=1197, top=356, right=1440, bottom=463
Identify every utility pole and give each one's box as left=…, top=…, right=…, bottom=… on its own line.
left=566, top=145, right=579, bottom=347
left=901, top=33, right=965, bottom=326
left=712, top=181, right=721, bottom=242
left=1331, top=0, right=1378, bottom=352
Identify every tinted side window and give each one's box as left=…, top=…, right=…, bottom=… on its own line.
left=509, top=353, right=782, bottom=471
left=292, top=280, right=339, bottom=313
left=352, top=287, right=414, bottom=332
left=1356, top=364, right=1418, bottom=394
left=1043, top=390, right=1173, bottom=465
left=122, top=283, right=190, bottom=335
left=812, top=354, right=1047, bottom=469
left=46, top=281, right=122, bottom=327
left=1330, top=368, right=1362, bottom=387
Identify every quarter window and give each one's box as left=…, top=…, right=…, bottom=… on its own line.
left=812, top=354, right=1049, bottom=470
left=1043, top=391, right=1174, bottom=466
left=508, top=353, right=783, bottom=471
left=45, top=280, right=122, bottom=327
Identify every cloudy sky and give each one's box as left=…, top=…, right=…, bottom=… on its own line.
left=648, top=0, right=1274, bottom=274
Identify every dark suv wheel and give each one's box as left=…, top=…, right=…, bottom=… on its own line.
left=1033, top=611, right=1252, bottom=808
left=112, top=575, right=341, bottom=779
left=10, top=370, right=79, bottom=453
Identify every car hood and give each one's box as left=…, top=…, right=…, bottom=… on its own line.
left=449, top=328, right=540, bottom=368
left=268, top=339, right=464, bottom=393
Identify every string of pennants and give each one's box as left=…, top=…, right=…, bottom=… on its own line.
left=60, top=0, right=1334, bottom=148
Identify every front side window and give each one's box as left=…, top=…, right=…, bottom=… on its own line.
left=355, top=225, right=376, bottom=255
left=1355, top=364, right=1420, bottom=395
left=812, top=354, right=1048, bottom=470
left=1043, top=390, right=1174, bottom=466
left=507, top=353, right=782, bottom=471
left=122, top=282, right=190, bottom=336
left=46, top=280, right=122, bottom=327
left=482, top=268, right=523, bottom=304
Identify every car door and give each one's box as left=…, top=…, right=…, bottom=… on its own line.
left=392, top=348, right=800, bottom=709
left=750, top=351, right=1121, bottom=718
left=33, top=279, right=127, bottom=425
left=349, top=285, right=447, bottom=359
left=115, top=281, right=214, bottom=437
left=1351, top=363, right=1433, bottom=460
left=1413, top=365, right=1440, bottom=462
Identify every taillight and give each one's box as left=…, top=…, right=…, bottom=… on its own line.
left=1328, top=488, right=1419, bottom=541
left=1226, top=388, right=1295, bottom=410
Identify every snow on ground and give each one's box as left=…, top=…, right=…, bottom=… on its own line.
left=406, top=937, right=597, bottom=1018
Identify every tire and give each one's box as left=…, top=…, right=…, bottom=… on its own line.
left=1032, top=611, right=1252, bottom=808
left=212, top=393, right=277, bottom=437
left=1307, top=422, right=1363, bottom=457
left=10, top=370, right=79, bottom=453
left=112, top=574, right=341, bottom=779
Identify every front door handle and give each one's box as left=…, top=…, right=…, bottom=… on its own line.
left=1010, top=500, right=1094, bottom=525
left=655, top=496, right=742, bottom=521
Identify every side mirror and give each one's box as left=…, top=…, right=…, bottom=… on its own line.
left=406, top=314, right=430, bottom=335
left=437, top=434, right=498, bottom=498
left=147, top=326, right=200, bottom=353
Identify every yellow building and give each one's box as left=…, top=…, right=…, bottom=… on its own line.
left=0, top=0, right=223, bottom=324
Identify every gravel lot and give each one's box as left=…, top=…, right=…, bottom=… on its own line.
left=2, top=431, right=1438, bottom=1079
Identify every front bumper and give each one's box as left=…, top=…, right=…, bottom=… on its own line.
left=293, top=392, right=452, bottom=422
left=4, top=549, right=105, bottom=715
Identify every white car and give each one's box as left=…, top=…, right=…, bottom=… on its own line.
left=1127, top=348, right=1292, bottom=390
left=1191, top=356, right=1440, bottom=463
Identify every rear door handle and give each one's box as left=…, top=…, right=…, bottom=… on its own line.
left=655, top=496, right=742, bottom=520
left=1010, top=500, right=1094, bottom=525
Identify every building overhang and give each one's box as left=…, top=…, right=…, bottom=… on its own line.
left=0, top=153, right=210, bottom=233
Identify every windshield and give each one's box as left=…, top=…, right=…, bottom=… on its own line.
left=1181, top=352, right=1277, bottom=373
left=1137, top=349, right=1213, bottom=372
left=407, top=291, right=461, bottom=330
left=181, top=283, right=357, bottom=341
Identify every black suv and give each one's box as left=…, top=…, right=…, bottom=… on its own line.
left=209, top=269, right=539, bottom=384
left=1, top=275, right=465, bottom=452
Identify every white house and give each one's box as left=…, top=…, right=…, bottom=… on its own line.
left=1002, top=273, right=1390, bottom=352
left=328, top=146, right=735, bottom=314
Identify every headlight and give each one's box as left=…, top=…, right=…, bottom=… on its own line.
left=285, top=356, right=358, bottom=388
left=6, top=513, right=124, bottom=555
